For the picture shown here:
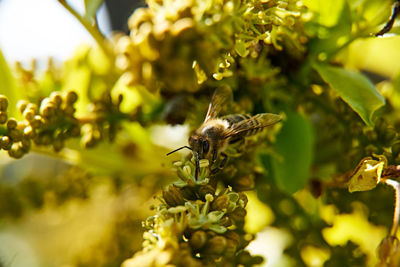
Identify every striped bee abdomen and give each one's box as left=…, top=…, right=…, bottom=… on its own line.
left=222, top=114, right=252, bottom=127
left=243, top=116, right=263, bottom=136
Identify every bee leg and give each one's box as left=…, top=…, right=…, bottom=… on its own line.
left=194, top=152, right=200, bottom=180
left=195, top=159, right=199, bottom=180
left=219, top=152, right=228, bottom=168
left=211, top=153, right=228, bottom=174
left=212, top=149, right=218, bottom=164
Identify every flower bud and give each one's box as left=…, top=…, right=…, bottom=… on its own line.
left=189, top=230, right=207, bottom=250
left=8, top=129, right=22, bottom=142
left=219, top=216, right=232, bottom=227
left=66, top=91, right=78, bottom=104
left=163, top=185, right=185, bottom=206
left=0, top=95, right=8, bottom=111
left=229, top=207, right=246, bottom=224
left=238, top=192, right=248, bottom=207
left=23, top=126, right=35, bottom=139
left=0, top=111, right=7, bottom=124
left=224, top=238, right=238, bottom=257
left=204, top=236, right=227, bottom=255
left=212, top=195, right=230, bottom=211
left=234, top=174, right=255, bottom=191
left=224, top=231, right=240, bottom=246
left=198, top=185, right=216, bottom=200
left=8, top=143, right=24, bottom=158
left=7, top=118, right=17, bottom=130
left=0, top=136, right=12, bottom=150
left=50, top=92, right=63, bottom=107
left=30, top=115, right=43, bottom=129
left=17, top=100, right=28, bottom=113
left=23, top=108, right=35, bottom=121
left=180, top=186, right=197, bottom=200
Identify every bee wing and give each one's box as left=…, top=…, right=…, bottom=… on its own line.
left=204, top=86, right=233, bottom=122
left=223, top=113, right=282, bottom=138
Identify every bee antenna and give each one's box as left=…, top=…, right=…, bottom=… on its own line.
left=166, top=146, right=193, bottom=156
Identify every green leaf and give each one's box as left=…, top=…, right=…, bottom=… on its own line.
left=305, top=0, right=352, bottom=59
left=313, top=63, right=385, bottom=125
left=0, top=49, right=22, bottom=117
left=303, top=0, right=346, bottom=27
left=84, top=0, right=103, bottom=19
left=269, top=113, right=314, bottom=194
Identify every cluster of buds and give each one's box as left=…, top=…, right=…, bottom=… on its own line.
left=0, top=90, right=131, bottom=158
left=81, top=92, right=128, bottom=148
left=0, top=92, right=79, bottom=158
left=124, top=159, right=263, bottom=266
left=115, top=0, right=308, bottom=93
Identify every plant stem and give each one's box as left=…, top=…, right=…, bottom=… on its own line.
left=57, top=0, right=114, bottom=61
left=381, top=178, right=400, bottom=236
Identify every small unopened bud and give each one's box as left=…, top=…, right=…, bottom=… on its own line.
left=0, top=136, right=12, bottom=150
left=30, top=115, right=43, bottom=129
left=163, top=185, right=185, bottom=207
left=224, top=231, right=240, bottom=245
left=0, top=95, right=8, bottom=111
left=23, top=109, right=35, bottom=121
left=6, top=118, right=17, bottom=129
left=238, top=192, right=248, bottom=207
left=180, top=186, right=197, bottom=200
left=189, top=230, right=207, bottom=250
left=50, top=92, right=63, bottom=107
left=234, top=174, right=255, bottom=191
left=23, top=126, right=34, bottom=138
left=8, top=143, right=24, bottom=158
left=8, top=129, right=22, bottom=142
left=205, top=236, right=227, bottom=255
left=20, top=138, right=31, bottom=152
left=17, top=100, right=28, bottom=113
left=0, top=111, right=7, bottom=124
left=212, top=195, right=230, bottom=211
left=199, top=185, right=216, bottom=199
left=225, top=238, right=238, bottom=257
left=229, top=207, right=246, bottom=224
left=66, top=91, right=78, bottom=104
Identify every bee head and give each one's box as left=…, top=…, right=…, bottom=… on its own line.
left=189, top=134, right=210, bottom=159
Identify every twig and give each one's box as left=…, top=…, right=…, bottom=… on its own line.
left=381, top=177, right=400, bottom=236
left=57, top=0, right=114, bottom=60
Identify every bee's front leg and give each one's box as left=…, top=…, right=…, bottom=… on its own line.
left=194, top=152, right=200, bottom=180
left=212, top=149, right=218, bottom=164
left=211, top=152, right=228, bottom=174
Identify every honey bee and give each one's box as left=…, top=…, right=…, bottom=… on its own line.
left=167, top=86, right=282, bottom=178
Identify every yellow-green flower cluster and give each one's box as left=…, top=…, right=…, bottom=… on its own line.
left=124, top=159, right=263, bottom=266
left=0, top=92, right=79, bottom=158
left=115, top=0, right=308, bottom=93
left=0, top=91, right=132, bottom=158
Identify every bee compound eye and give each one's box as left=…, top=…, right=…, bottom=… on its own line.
left=202, top=140, right=209, bottom=154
